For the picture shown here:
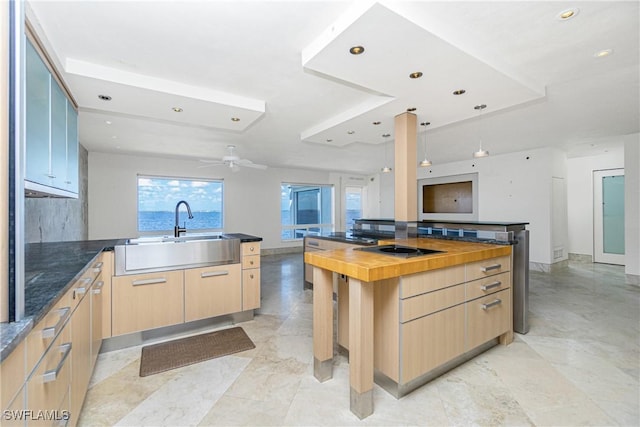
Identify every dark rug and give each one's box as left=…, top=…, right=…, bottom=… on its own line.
left=139, top=327, right=255, bottom=377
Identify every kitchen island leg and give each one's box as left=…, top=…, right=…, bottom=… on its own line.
left=313, top=267, right=333, bottom=381
left=348, top=278, right=374, bottom=419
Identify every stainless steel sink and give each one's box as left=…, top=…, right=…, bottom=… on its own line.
left=115, top=235, right=240, bottom=275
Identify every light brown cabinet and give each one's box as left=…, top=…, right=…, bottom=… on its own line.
left=184, top=264, right=242, bottom=322
left=111, top=270, right=184, bottom=336
left=241, top=242, right=261, bottom=310
left=1, top=340, right=26, bottom=425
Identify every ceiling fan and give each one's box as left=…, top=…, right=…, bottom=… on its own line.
left=199, top=145, right=267, bottom=171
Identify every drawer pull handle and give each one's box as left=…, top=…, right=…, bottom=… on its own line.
left=42, top=307, right=71, bottom=339
left=482, top=299, right=502, bottom=310
left=92, top=280, right=104, bottom=294
left=201, top=271, right=229, bottom=278
left=481, top=281, right=502, bottom=291
left=132, top=278, right=167, bottom=286
left=250, top=274, right=254, bottom=279
left=93, top=261, right=103, bottom=273
left=249, top=260, right=254, bottom=265
left=74, top=286, right=87, bottom=299
left=43, top=343, right=72, bottom=383
left=481, top=264, right=502, bottom=272
left=307, top=241, right=319, bottom=247
left=250, top=246, right=255, bottom=252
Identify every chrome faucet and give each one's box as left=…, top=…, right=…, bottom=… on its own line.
left=174, top=200, right=194, bottom=237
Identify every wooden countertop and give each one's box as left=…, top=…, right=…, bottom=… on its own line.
left=304, top=238, right=511, bottom=282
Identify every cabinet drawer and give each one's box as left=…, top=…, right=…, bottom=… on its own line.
left=26, top=288, right=73, bottom=375
left=26, top=328, right=72, bottom=422
left=466, top=256, right=510, bottom=281
left=1, top=340, right=25, bottom=412
left=401, top=284, right=465, bottom=323
left=241, top=242, right=261, bottom=256
left=242, top=269, right=261, bottom=310
left=112, top=270, right=184, bottom=336
left=466, top=289, right=511, bottom=350
left=466, top=272, right=511, bottom=301
left=242, top=254, right=260, bottom=270
left=401, top=304, right=465, bottom=384
left=184, top=264, right=242, bottom=322
left=400, top=264, right=465, bottom=299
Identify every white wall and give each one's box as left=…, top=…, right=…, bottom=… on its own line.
left=624, top=137, right=640, bottom=277
left=88, top=152, right=364, bottom=249
left=566, top=147, right=625, bottom=258
left=376, top=147, right=567, bottom=265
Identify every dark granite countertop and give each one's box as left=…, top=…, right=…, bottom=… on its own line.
left=419, top=220, right=529, bottom=227
left=1, top=239, right=121, bottom=361
left=305, top=232, right=378, bottom=246
left=222, top=233, right=263, bottom=243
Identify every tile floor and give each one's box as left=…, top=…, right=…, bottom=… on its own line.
left=79, top=254, right=639, bottom=426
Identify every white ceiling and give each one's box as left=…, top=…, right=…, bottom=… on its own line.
left=26, top=0, right=639, bottom=174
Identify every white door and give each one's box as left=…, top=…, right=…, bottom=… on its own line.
left=594, top=169, right=625, bottom=265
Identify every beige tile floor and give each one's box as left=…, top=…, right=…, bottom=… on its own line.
left=79, top=254, right=639, bottom=426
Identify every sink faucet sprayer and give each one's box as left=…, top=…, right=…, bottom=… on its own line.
left=174, top=200, right=194, bottom=237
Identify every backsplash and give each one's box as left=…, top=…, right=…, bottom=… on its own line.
left=24, top=145, right=88, bottom=243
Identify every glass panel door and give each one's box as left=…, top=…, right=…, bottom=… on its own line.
left=594, top=169, right=625, bottom=265
left=345, top=186, right=362, bottom=230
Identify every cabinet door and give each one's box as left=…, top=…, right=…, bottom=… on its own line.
left=400, top=304, right=465, bottom=384
left=184, top=264, right=241, bottom=322
left=25, top=40, right=50, bottom=185
left=50, top=81, right=67, bottom=190
left=242, top=268, right=260, bottom=310
left=90, top=278, right=104, bottom=369
left=112, top=270, right=184, bottom=336
left=65, top=102, right=78, bottom=193
left=466, top=289, right=511, bottom=350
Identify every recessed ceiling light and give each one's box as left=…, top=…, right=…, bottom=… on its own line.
left=105, top=120, right=112, bottom=125
left=98, top=94, right=112, bottom=101
left=349, top=46, right=365, bottom=55
left=382, top=133, right=391, bottom=138
left=231, top=117, right=240, bottom=122
left=347, top=130, right=355, bottom=135
left=172, top=107, right=183, bottom=112
left=373, top=121, right=381, bottom=125
left=557, top=8, right=579, bottom=20
left=326, top=139, right=333, bottom=143
left=409, top=72, right=423, bottom=79
left=453, top=89, right=466, bottom=95
left=407, top=107, right=417, bottom=112
left=594, top=49, right=613, bottom=58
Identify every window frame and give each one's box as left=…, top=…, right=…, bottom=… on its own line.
left=281, top=182, right=334, bottom=241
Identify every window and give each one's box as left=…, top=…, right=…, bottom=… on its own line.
left=281, top=183, right=333, bottom=240
left=137, top=175, right=223, bottom=234
left=345, top=186, right=363, bottom=229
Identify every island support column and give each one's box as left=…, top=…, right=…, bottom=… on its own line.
left=312, top=267, right=333, bottom=381
left=348, top=278, right=374, bottom=419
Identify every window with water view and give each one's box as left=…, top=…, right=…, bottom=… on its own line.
left=281, top=183, right=333, bottom=240
left=137, top=176, right=223, bottom=233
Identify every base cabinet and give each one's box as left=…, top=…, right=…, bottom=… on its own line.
left=112, top=270, right=184, bottom=336
left=241, top=242, right=261, bottom=310
left=184, top=264, right=242, bottom=322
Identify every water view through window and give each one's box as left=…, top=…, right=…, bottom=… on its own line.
left=281, top=183, right=333, bottom=240
left=137, top=176, right=223, bottom=232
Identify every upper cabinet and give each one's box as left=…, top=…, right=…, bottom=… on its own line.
left=25, top=38, right=78, bottom=198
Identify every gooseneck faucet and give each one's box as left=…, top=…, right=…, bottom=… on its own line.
left=174, top=200, right=194, bottom=237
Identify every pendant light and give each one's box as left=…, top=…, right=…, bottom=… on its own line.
left=419, top=121, right=432, bottom=167
left=472, top=104, right=489, bottom=158
left=381, top=133, right=392, bottom=173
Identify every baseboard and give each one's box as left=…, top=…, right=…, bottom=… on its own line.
left=626, top=274, right=640, bottom=286
left=569, top=253, right=593, bottom=263
left=530, top=259, right=569, bottom=273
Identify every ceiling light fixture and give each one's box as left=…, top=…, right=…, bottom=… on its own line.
left=419, top=121, right=432, bottom=167
left=172, top=107, right=183, bottom=112
left=381, top=133, right=392, bottom=173
left=373, top=121, right=381, bottom=125
left=557, top=8, right=579, bottom=20
left=472, top=104, right=489, bottom=158
left=347, top=130, right=355, bottom=135
left=231, top=117, right=240, bottom=122
left=453, top=89, right=466, bottom=95
left=105, top=120, right=112, bottom=125
left=349, top=46, right=365, bottom=55
left=594, top=48, right=613, bottom=58
left=407, top=107, right=416, bottom=112
left=98, top=94, right=111, bottom=101
left=326, top=139, right=333, bottom=143
left=409, top=71, right=423, bottom=79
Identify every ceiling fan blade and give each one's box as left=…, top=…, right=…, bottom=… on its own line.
left=236, top=159, right=267, bottom=169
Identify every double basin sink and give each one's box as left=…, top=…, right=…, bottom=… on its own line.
left=114, top=234, right=240, bottom=276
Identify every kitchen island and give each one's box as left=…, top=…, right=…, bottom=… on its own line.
left=304, top=238, right=513, bottom=419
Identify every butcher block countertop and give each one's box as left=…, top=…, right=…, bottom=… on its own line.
left=304, top=238, right=512, bottom=282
